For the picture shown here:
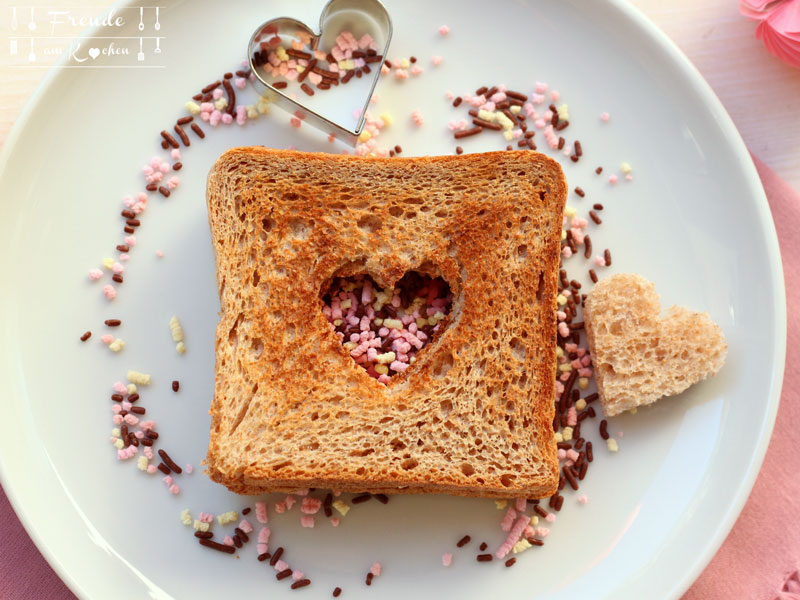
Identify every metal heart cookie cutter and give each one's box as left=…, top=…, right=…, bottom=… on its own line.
left=248, top=0, right=392, bottom=146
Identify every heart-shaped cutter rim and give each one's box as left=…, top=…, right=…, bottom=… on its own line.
left=247, top=0, right=392, bottom=146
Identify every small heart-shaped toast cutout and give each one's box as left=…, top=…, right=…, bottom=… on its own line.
left=323, top=271, right=453, bottom=383
left=584, top=273, right=726, bottom=417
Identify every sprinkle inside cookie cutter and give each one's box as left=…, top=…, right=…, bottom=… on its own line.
left=248, top=0, right=392, bottom=146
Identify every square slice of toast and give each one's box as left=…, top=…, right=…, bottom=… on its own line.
left=205, top=148, right=566, bottom=498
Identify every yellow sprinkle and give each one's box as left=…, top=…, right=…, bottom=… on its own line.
left=416, top=317, right=428, bottom=329
left=111, top=428, right=121, bottom=437
left=564, top=205, right=577, bottom=218
left=607, top=438, right=619, bottom=452
left=375, top=364, right=389, bottom=375
left=575, top=398, right=587, bottom=411
left=180, top=509, right=192, bottom=526
left=554, top=432, right=563, bottom=443
left=127, top=370, right=151, bottom=386
left=577, top=377, right=589, bottom=390
left=400, top=58, right=410, bottom=68
left=332, top=500, right=350, bottom=516
left=109, top=338, right=125, bottom=352
left=185, top=101, right=201, bottom=115
left=176, top=341, right=186, bottom=355
left=478, top=109, right=496, bottom=122
left=383, top=318, right=403, bottom=330
left=217, top=511, right=238, bottom=526
left=296, top=64, right=305, bottom=73
left=510, top=105, right=522, bottom=114
left=333, top=319, right=342, bottom=326
left=340, top=299, right=352, bottom=310
left=343, top=341, right=357, bottom=351
left=373, top=318, right=383, bottom=326
left=621, top=162, right=632, bottom=174
left=256, top=99, right=270, bottom=115
left=337, top=59, right=355, bottom=71
left=376, top=351, right=396, bottom=365
left=127, top=383, right=137, bottom=395
left=214, top=97, right=228, bottom=111
left=114, top=438, right=124, bottom=449
left=512, top=538, right=532, bottom=554
left=530, top=515, right=539, bottom=526
left=246, top=105, right=258, bottom=119
left=629, top=407, right=637, bottom=414
left=276, top=46, right=288, bottom=61
left=137, top=456, right=149, bottom=471
left=495, top=112, right=514, bottom=130
left=556, top=347, right=564, bottom=358
left=102, top=258, right=114, bottom=270
left=358, top=129, right=372, bottom=143
left=558, top=363, right=572, bottom=372
left=503, top=130, right=515, bottom=141
left=409, top=356, right=416, bottom=364
left=193, top=519, right=210, bottom=532
left=169, top=315, right=184, bottom=343
left=562, top=426, right=574, bottom=441
left=556, top=294, right=567, bottom=306
left=380, top=112, right=393, bottom=126
left=495, top=499, right=507, bottom=510
left=557, top=104, right=569, bottom=121
left=561, top=229, right=567, bottom=241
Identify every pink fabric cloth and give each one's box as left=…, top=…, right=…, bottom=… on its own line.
left=683, top=155, right=800, bottom=600
left=0, top=156, right=796, bottom=599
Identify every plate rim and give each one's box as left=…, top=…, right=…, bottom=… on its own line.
left=0, top=1, right=787, bottom=598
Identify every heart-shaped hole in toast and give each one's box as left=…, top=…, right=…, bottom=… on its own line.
left=322, top=272, right=453, bottom=383
left=248, top=0, right=391, bottom=144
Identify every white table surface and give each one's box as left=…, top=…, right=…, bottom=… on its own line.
left=1, top=0, right=799, bottom=184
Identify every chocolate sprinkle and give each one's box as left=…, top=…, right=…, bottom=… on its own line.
left=351, top=493, right=371, bottom=504
left=172, top=380, right=179, bottom=392
left=199, top=538, right=235, bottom=554
left=456, top=535, right=471, bottom=547
left=476, top=554, right=493, bottom=562
left=292, top=579, right=311, bottom=589
left=277, top=568, right=293, bottom=581
left=80, top=331, right=91, bottom=341
left=158, top=449, right=182, bottom=473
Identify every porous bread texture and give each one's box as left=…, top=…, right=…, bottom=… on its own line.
left=205, top=148, right=567, bottom=498
left=584, top=273, right=727, bottom=417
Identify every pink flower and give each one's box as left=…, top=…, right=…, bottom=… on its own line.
left=740, top=0, right=800, bottom=68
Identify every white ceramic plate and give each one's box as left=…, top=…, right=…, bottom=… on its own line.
left=0, top=1, right=785, bottom=598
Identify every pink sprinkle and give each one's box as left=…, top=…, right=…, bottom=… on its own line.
left=234, top=77, right=247, bottom=89
left=223, top=535, right=235, bottom=547
left=545, top=513, right=556, bottom=523
left=103, top=285, right=116, bottom=300
left=496, top=516, right=531, bottom=559
left=618, top=431, right=624, bottom=438
left=567, top=406, right=578, bottom=427
left=500, top=507, right=517, bottom=532
left=100, top=334, right=113, bottom=344
left=301, top=497, right=322, bottom=514
left=370, top=563, right=381, bottom=577
left=212, top=88, right=223, bottom=100
left=410, top=65, right=424, bottom=76
left=169, top=484, right=180, bottom=495
left=255, top=501, right=268, bottom=523
left=292, top=570, right=304, bottom=581
left=144, top=447, right=154, bottom=459
left=330, top=517, right=340, bottom=527
left=274, top=559, right=289, bottom=572
left=162, top=475, right=173, bottom=486
left=578, top=494, right=588, bottom=504
left=594, top=255, right=607, bottom=267
left=300, top=515, right=315, bottom=528
left=515, top=497, right=527, bottom=512
left=625, top=174, right=633, bottom=181
left=432, top=55, right=442, bottom=66
left=275, top=502, right=286, bottom=514
left=184, top=464, right=193, bottom=474
left=609, top=174, right=619, bottom=184
left=284, top=496, right=296, bottom=510
left=550, top=90, right=561, bottom=102
left=394, top=68, right=409, bottom=79
left=221, top=113, right=233, bottom=125
left=170, top=149, right=181, bottom=160
left=600, top=112, right=610, bottom=122
left=445, top=90, right=454, bottom=100
left=442, top=552, right=453, bottom=567
left=112, top=262, right=124, bottom=275
left=88, top=268, right=103, bottom=281
left=166, top=176, right=180, bottom=190
left=156, top=250, right=164, bottom=258
left=146, top=465, right=157, bottom=474
left=258, top=526, right=271, bottom=544
left=438, top=24, right=450, bottom=35
left=536, top=527, right=550, bottom=538
left=535, top=81, right=548, bottom=93
left=124, top=235, right=136, bottom=246
left=239, top=519, right=253, bottom=533
left=558, top=322, right=569, bottom=338
left=328, top=134, right=336, bottom=143
left=411, top=109, right=424, bottom=126
left=119, top=253, right=130, bottom=262
left=290, top=117, right=302, bottom=128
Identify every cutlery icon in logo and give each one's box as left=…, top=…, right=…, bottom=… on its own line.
left=155, top=7, right=160, bottom=31
left=138, top=37, right=145, bottom=61
left=28, top=37, right=35, bottom=62
left=138, top=7, right=144, bottom=31
left=27, top=6, right=35, bottom=31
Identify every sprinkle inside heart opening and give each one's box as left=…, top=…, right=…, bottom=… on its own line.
left=322, top=272, right=453, bottom=383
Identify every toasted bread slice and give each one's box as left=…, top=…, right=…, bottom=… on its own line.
left=205, top=148, right=566, bottom=498
left=584, top=273, right=727, bottom=417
